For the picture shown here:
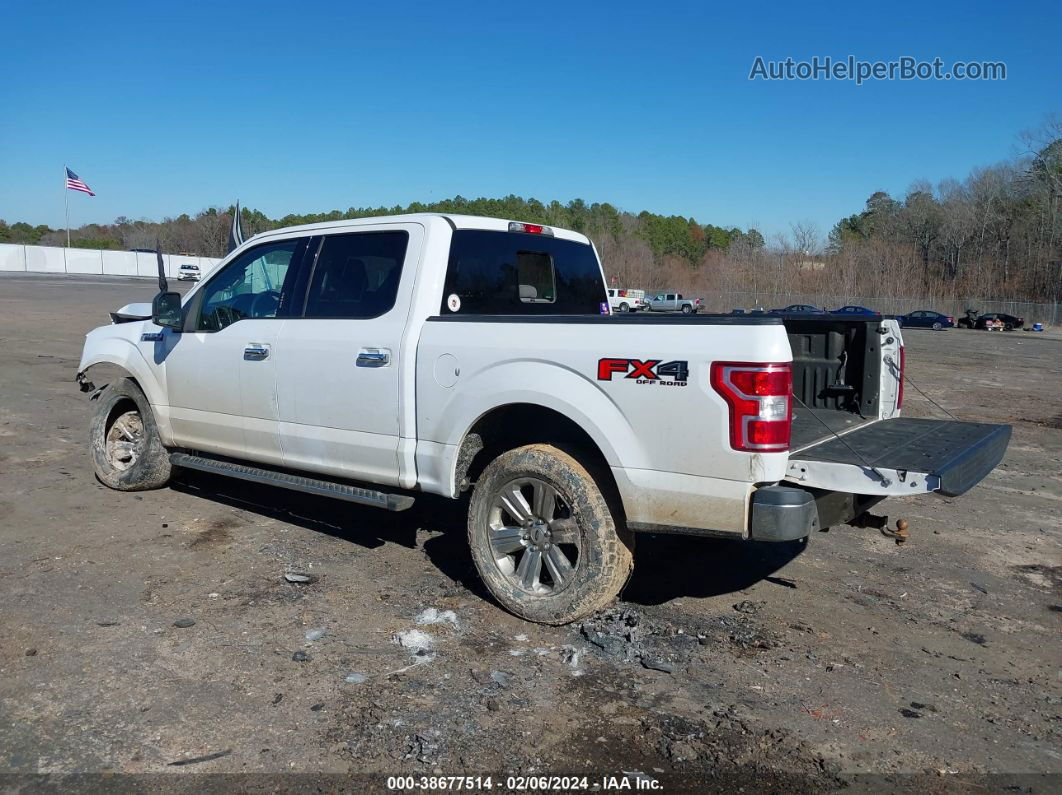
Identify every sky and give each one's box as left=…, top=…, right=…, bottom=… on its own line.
left=0, top=0, right=1058, bottom=240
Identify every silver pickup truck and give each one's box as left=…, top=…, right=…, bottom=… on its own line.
left=647, top=292, right=703, bottom=314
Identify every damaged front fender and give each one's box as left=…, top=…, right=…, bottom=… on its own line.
left=77, top=323, right=166, bottom=408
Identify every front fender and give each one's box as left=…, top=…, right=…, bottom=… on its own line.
left=78, top=323, right=166, bottom=408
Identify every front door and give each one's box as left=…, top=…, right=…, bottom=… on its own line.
left=161, top=238, right=306, bottom=464
left=274, top=224, right=420, bottom=487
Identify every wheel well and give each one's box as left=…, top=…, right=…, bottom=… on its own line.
left=82, top=363, right=140, bottom=399
left=456, top=404, right=622, bottom=516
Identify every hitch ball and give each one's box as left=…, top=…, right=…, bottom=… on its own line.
left=892, top=519, right=910, bottom=545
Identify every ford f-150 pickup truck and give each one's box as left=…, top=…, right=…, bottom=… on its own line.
left=76, top=214, right=1011, bottom=624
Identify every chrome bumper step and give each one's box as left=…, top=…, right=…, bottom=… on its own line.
left=170, top=453, right=415, bottom=511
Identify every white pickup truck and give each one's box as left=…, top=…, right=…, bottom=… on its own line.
left=76, top=214, right=1010, bottom=624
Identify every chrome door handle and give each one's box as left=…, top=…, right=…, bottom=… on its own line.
left=356, top=348, right=390, bottom=367
left=244, top=344, right=270, bottom=361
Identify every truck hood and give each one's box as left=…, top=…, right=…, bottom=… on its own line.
left=110, top=302, right=153, bottom=324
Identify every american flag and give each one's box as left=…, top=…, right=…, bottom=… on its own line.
left=65, top=167, right=95, bottom=196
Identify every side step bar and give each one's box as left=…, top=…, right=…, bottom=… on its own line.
left=170, top=453, right=415, bottom=511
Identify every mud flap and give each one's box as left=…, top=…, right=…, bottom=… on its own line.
left=785, top=417, right=1011, bottom=497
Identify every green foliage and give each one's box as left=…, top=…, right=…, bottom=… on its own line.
left=0, top=220, right=53, bottom=244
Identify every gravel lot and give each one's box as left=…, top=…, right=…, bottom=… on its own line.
left=1, top=273, right=1059, bottom=793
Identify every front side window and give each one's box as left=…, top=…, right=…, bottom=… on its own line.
left=303, top=231, right=409, bottom=319
left=442, top=230, right=605, bottom=315
left=197, top=240, right=302, bottom=331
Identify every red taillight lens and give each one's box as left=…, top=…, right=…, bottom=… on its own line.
left=710, top=362, right=792, bottom=452
left=897, top=346, right=905, bottom=410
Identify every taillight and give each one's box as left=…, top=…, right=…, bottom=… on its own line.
left=897, top=346, right=905, bottom=410
left=947, top=316, right=954, bottom=324
left=710, top=362, right=792, bottom=452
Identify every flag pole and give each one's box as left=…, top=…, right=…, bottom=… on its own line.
left=64, top=165, right=70, bottom=248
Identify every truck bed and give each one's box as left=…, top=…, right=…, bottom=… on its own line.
left=790, top=406, right=877, bottom=451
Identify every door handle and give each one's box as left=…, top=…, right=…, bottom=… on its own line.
left=356, top=348, right=391, bottom=368
left=244, top=343, right=270, bottom=361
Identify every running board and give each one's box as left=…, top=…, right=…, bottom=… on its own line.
left=169, top=453, right=415, bottom=511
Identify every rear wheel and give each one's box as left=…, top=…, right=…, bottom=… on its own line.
left=932, top=321, right=942, bottom=330
left=467, top=444, right=634, bottom=624
left=90, top=378, right=172, bottom=491
left=618, top=302, right=629, bottom=312
left=681, top=304, right=693, bottom=315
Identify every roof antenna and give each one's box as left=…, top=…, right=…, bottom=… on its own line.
left=155, top=237, right=168, bottom=293
left=228, top=200, right=245, bottom=254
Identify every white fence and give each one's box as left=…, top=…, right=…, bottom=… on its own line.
left=0, top=243, right=222, bottom=280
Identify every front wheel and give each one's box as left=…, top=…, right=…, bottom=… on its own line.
left=467, top=444, right=634, bottom=624
left=90, top=378, right=172, bottom=491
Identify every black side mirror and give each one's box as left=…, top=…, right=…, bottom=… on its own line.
left=152, top=291, right=183, bottom=330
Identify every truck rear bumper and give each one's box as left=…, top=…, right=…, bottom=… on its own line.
left=748, top=486, right=819, bottom=541
left=746, top=486, right=886, bottom=541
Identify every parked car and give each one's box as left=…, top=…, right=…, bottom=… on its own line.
left=176, top=263, right=201, bottom=282
left=897, top=310, right=954, bottom=330
left=647, top=292, right=703, bottom=314
left=606, top=287, right=648, bottom=312
left=982, top=316, right=1005, bottom=331
left=831, top=305, right=881, bottom=317
left=76, top=213, right=1011, bottom=625
left=770, top=304, right=826, bottom=315
left=956, top=309, right=980, bottom=329
left=976, top=313, right=1024, bottom=331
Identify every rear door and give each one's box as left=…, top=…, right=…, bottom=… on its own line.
left=273, top=223, right=421, bottom=487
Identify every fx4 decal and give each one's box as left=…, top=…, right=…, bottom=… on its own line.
left=597, top=358, right=689, bottom=386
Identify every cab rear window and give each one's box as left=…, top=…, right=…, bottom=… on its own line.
left=442, top=230, right=605, bottom=315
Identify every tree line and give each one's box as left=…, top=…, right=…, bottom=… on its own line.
left=827, top=120, right=1060, bottom=301
left=0, top=196, right=764, bottom=267
left=2, top=120, right=1057, bottom=302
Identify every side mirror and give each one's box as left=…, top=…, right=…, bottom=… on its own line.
left=152, top=292, right=183, bottom=330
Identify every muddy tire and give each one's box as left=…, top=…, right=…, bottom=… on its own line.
left=90, top=378, right=172, bottom=491
left=467, top=444, right=634, bottom=625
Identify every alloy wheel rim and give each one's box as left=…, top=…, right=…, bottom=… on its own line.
left=487, top=477, right=581, bottom=595
left=105, top=410, right=144, bottom=471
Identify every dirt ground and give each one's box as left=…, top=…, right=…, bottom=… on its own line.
left=1, top=273, right=1059, bottom=793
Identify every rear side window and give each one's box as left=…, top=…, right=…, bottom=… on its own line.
left=442, top=230, right=605, bottom=315
left=303, top=231, right=408, bottom=319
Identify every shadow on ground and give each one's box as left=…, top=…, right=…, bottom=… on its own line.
left=170, top=470, right=805, bottom=608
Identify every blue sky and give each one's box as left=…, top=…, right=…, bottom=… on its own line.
left=1, top=0, right=1058, bottom=239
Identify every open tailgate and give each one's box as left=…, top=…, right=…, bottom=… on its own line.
left=785, top=417, right=1011, bottom=497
